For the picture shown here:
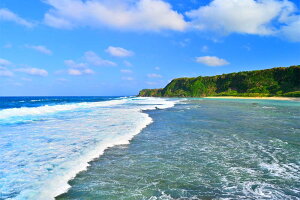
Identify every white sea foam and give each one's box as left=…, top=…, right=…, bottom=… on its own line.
left=241, top=181, right=293, bottom=199
left=0, top=99, right=126, bottom=120
left=4, top=97, right=178, bottom=200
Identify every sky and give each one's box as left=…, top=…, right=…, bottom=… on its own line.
left=0, top=0, right=299, bottom=96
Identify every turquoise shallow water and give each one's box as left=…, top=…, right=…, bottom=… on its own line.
left=57, top=98, right=300, bottom=200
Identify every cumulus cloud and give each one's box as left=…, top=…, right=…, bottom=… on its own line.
left=40, top=0, right=300, bottom=41
left=147, top=73, right=162, bottom=78
left=15, top=67, right=48, bottom=76
left=0, top=8, right=34, bottom=27
left=0, top=58, right=12, bottom=66
left=196, top=56, right=229, bottom=66
left=25, top=45, right=53, bottom=55
left=67, top=69, right=82, bottom=75
left=106, top=46, right=134, bottom=57
left=64, top=59, right=88, bottom=68
left=186, top=0, right=295, bottom=35
left=64, top=51, right=115, bottom=76
left=43, top=0, right=187, bottom=31
left=64, top=59, right=94, bottom=75
left=68, top=68, right=94, bottom=75
left=84, top=51, right=116, bottom=66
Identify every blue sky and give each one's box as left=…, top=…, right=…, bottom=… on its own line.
left=0, top=0, right=299, bottom=96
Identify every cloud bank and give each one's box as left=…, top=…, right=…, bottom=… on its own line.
left=42, top=0, right=300, bottom=41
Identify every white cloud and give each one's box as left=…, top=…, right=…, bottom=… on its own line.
left=68, top=69, right=82, bottom=76
left=68, top=68, right=94, bottom=75
left=84, top=51, right=116, bottom=66
left=106, top=46, right=134, bottom=57
left=122, top=76, right=134, bottom=81
left=25, top=45, right=52, bottom=55
left=64, top=59, right=87, bottom=68
left=196, top=56, right=229, bottom=66
left=67, top=68, right=94, bottom=75
left=64, top=59, right=94, bottom=75
left=154, top=66, right=160, bottom=70
left=186, top=0, right=296, bottom=35
left=43, top=0, right=187, bottom=31
left=64, top=51, right=115, bottom=76
left=120, top=69, right=133, bottom=74
left=15, top=68, right=48, bottom=76
left=147, top=73, right=162, bottom=78
left=0, top=58, right=12, bottom=66
left=39, top=0, right=300, bottom=41
left=0, top=8, right=34, bottom=27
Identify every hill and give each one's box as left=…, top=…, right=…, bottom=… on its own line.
left=139, top=65, right=300, bottom=97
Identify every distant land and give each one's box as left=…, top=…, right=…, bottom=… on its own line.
left=139, top=65, right=300, bottom=97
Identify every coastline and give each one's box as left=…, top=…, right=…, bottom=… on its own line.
left=57, top=97, right=300, bottom=199
left=204, top=96, right=300, bottom=101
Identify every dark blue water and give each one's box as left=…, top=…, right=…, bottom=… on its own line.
left=0, top=96, right=120, bottom=109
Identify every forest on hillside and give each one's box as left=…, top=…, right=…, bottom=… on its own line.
left=139, top=65, right=300, bottom=97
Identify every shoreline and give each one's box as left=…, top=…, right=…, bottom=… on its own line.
left=204, top=96, right=300, bottom=101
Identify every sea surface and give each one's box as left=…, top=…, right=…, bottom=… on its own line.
left=0, top=97, right=299, bottom=200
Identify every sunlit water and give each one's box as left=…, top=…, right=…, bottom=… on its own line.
left=56, top=98, right=300, bottom=200
left=0, top=97, right=176, bottom=200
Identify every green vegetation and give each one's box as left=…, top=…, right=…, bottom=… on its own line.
left=139, top=65, right=300, bottom=97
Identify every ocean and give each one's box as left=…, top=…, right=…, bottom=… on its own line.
left=0, top=97, right=299, bottom=200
